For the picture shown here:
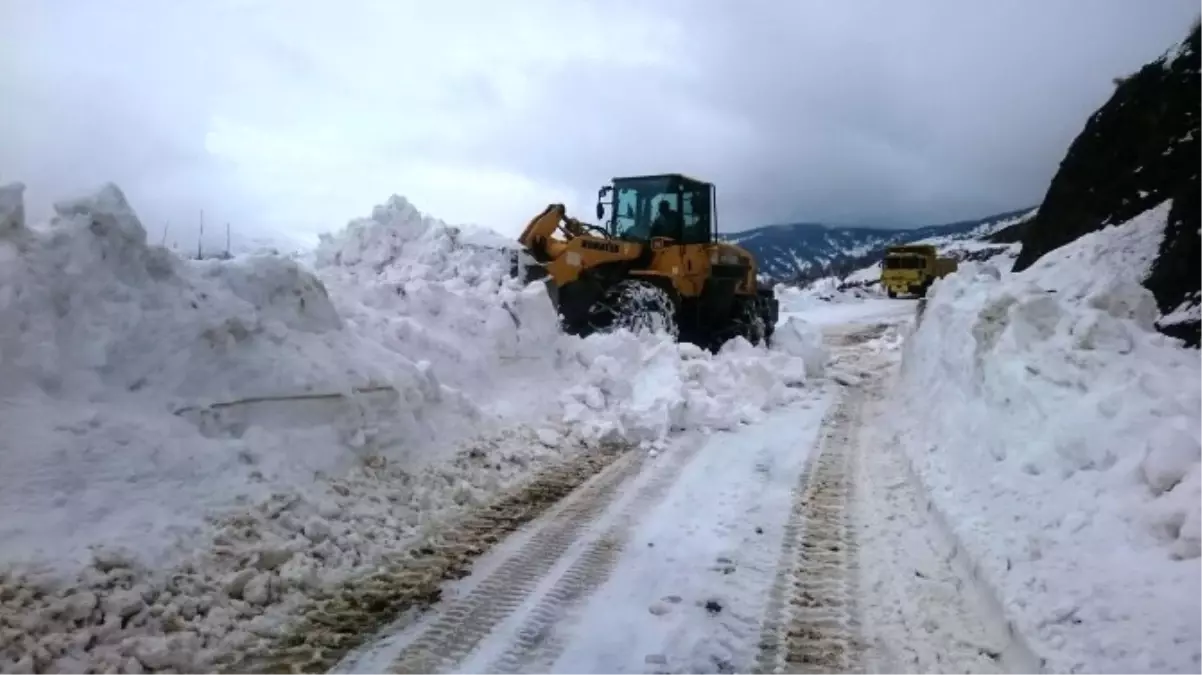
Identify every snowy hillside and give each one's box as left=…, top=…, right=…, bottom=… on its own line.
left=894, top=200, right=1200, bottom=673
left=728, top=207, right=1035, bottom=283
left=0, top=181, right=828, bottom=673
left=775, top=207, right=1036, bottom=299
left=1012, top=23, right=1199, bottom=346
left=832, top=208, right=1038, bottom=291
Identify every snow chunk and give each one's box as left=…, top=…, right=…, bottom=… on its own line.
left=771, top=317, right=827, bottom=377
left=557, top=330, right=817, bottom=446
left=0, top=185, right=500, bottom=575
left=53, top=183, right=148, bottom=246
left=1140, top=424, right=1201, bottom=495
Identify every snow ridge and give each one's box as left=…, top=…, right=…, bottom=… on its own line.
left=895, top=202, right=1201, bottom=673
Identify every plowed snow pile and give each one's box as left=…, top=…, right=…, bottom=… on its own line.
left=308, top=194, right=825, bottom=448
left=0, top=182, right=823, bottom=673
left=895, top=200, right=1201, bottom=673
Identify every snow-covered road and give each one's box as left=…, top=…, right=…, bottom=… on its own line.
left=489, top=390, right=834, bottom=675
left=330, top=303, right=1034, bottom=675
left=333, top=392, right=831, bottom=674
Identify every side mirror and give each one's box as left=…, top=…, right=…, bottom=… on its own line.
left=596, top=202, right=605, bottom=220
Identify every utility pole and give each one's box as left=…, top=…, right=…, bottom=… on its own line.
left=160, top=221, right=169, bottom=246
left=225, top=221, right=231, bottom=258
left=197, top=209, right=204, bottom=260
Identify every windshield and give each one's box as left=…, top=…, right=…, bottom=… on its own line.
left=610, top=177, right=710, bottom=243
left=612, top=177, right=674, bottom=241
left=883, top=255, right=926, bottom=270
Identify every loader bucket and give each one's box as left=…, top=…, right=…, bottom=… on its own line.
left=508, top=249, right=548, bottom=285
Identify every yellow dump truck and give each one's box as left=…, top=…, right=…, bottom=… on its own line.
left=879, top=244, right=958, bottom=298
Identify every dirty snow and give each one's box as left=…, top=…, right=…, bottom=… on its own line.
left=893, top=201, right=1201, bottom=673
left=0, top=182, right=827, bottom=673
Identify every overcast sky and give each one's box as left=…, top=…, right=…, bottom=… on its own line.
left=1, top=0, right=1197, bottom=248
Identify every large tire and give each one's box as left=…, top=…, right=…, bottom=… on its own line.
left=737, top=299, right=767, bottom=346
left=707, top=298, right=767, bottom=351
left=587, top=279, right=679, bottom=338
left=759, top=291, right=778, bottom=347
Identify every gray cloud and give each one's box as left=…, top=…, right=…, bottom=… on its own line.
left=470, top=0, right=1200, bottom=229
left=1, top=0, right=1197, bottom=245
left=0, top=0, right=269, bottom=248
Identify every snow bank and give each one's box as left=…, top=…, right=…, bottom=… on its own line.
left=771, top=317, right=828, bottom=377
left=895, top=201, right=1200, bottom=673
left=0, top=184, right=827, bottom=575
left=309, top=195, right=566, bottom=414
left=843, top=263, right=881, bottom=286
left=0, top=183, right=489, bottom=574
left=777, top=277, right=878, bottom=313
left=0, top=183, right=829, bottom=672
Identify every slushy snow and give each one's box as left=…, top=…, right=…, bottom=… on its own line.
left=0, top=182, right=826, bottom=673
left=893, top=200, right=1201, bottom=673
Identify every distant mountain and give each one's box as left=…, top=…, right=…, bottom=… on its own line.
left=727, top=208, right=1037, bottom=283
left=836, top=208, right=1038, bottom=290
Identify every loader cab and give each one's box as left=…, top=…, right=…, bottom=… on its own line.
left=597, top=174, right=716, bottom=245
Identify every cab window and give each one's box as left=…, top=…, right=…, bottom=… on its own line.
left=680, top=185, right=710, bottom=244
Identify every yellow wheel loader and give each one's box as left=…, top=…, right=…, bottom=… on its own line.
left=516, top=173, right=778, bottom=350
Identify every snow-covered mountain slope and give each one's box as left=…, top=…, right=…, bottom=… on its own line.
left=829, top=208, right=1038, bottom=290
left=727, top=207, right=1035, bottom=283
left=1013, top=23, right=1199, bottom=346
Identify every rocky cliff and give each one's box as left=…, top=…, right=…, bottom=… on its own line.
left=1013, top=23, right=1200, bottom=346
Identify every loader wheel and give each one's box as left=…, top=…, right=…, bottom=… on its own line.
left=587, top=279, right=679, bottom=338
left=737, top=299, right=768, bottom=346
left=708, top=298, right=767, bottom=351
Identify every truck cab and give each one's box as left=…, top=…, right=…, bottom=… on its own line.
left=879, top=244, right=958, bottom=298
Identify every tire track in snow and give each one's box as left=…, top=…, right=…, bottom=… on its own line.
left=224, top=444, right=633, bottom=675
left=388, top=440, right=705, bottom=673
left=384, top=453, right=644, bottom=674
left=483, top=438, right=712, bottom=674
left=855, top=406, right=1016, bottom=673
left=834, top=315, right=1041, bottom=674
left=854, top=380, right=1043, bottom=674
left=755, top=386, right=864, bottom=674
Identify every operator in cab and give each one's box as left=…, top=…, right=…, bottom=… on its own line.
left=650, top=200, right=682, bottom=239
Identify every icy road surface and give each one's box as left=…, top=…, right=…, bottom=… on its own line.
left=336, top=303, right=1035, bottom=674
